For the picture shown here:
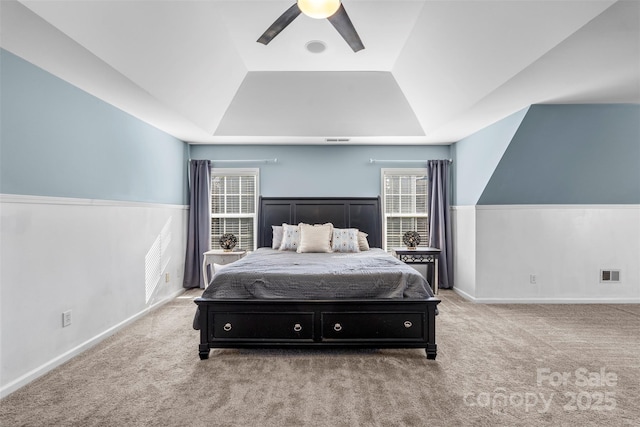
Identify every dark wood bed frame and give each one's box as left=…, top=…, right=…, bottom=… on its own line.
left=194, top=197, right=440, bottom=359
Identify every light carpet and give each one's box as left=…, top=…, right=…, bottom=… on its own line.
left=1, top=290, right=638, bottom=426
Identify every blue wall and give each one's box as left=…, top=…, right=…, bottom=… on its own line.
left=7, top=47, right=634, bottom=207
left=478, top=104, right=640, bottom=204
left=452, top=107, right=529, bottom=205
left=189, top=144, right=451, bottom=197
left=1, top=49, right=188, bottom=205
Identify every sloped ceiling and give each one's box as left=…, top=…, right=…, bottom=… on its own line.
left=216, top=71, right=424, bottom=138
left=1, top=0, right=638, bottom=145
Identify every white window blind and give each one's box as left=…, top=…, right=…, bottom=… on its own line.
left=211, top=169, right=258, bottom=251
left=382, top=169, right=428, bottom=251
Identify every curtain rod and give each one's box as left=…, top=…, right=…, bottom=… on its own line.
left=369, top=158, right=452, bottom=164
left=190, top=158, right=278, bottom=164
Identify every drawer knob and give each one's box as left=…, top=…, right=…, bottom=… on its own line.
left=293, top=323, right=302, bottom=332
left=223, top=323, right=232, bottom=332
left=333, top=323, right=342, bottom=332
left=404, top=321, right=413, bottom=328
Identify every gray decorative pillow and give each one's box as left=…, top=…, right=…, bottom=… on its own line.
left=332, top=228, right=360, bottom=253
left=358, top=231, right=370, bottom=251
left=279, top=223, right=301, bottom=251
left=272, top=225, right=283, bottom=249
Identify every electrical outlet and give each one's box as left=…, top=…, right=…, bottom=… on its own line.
left=529, top=274, right=537, bottom=284
left=62, top=310, right=72, bottom=327
left=165, top=272, right=170, bottom=283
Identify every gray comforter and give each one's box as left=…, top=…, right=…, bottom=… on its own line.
left=200, top=248, right=434, bottom=300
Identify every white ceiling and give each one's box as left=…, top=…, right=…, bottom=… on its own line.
left=2, top=0, right=638, bottom=145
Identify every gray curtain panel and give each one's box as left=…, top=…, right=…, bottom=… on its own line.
left=427, top=160, right=453, bottom=289
left=183, top=160, right=211, bottom=289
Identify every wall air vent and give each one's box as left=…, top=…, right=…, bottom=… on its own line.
left=325, top=138, right=350, bottom=142
left=600, top=269, right=621, bottom=283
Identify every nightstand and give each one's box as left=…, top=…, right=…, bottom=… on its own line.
left=392, top=247, right=441, bottom=294
left=202, top=249, right=246, bottom=287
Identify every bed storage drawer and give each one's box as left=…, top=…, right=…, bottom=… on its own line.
left=321, top=312, right=424, bottom=340
left=196, top=298, right=439, bottom=360
left=211, top=312, right=314, bottom=341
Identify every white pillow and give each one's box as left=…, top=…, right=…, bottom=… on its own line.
left=297, top=223, right=333, bottom=253
left=332, top=228, right=360, bottom=253
left=315, top=222, right=334, bottom=246
left=272, top=225, right=283, bottom=249
left=279, top=223, right=301, bottom=251
left=358, top=231, right=370, bottom=251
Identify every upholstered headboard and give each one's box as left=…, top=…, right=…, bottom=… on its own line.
left=258, top=197, right=382, bottom=249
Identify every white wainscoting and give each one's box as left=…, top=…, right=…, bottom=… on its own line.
left=0, top=194, right=189, bottom=397
left=452, top=205, right=640, bottom=303
left=451, top=206, right=477, bottom=299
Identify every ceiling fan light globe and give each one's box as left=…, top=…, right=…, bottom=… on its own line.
left=297, top=0, right=341, bottom=19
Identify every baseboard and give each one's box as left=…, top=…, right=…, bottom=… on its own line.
left=473, top=297, right=640, bottom=304
left=451, top=288, right=640, bottom=304
left=0, top=288, right=186, bottom=399
left=452, top=287, right=476, bottom=302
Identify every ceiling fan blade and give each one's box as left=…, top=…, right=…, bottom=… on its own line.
left=257, top=3, right=302, bottom=45
left=327, top=4, right=364, bottom=52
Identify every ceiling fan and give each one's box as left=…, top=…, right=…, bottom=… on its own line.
left=257, top=0, right=365, bottom=52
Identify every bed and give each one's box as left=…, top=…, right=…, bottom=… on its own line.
left=193, top=197, right=440, bottom=359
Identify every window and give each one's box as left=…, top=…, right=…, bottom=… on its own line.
left=382, top=169, right=428, bottom=251
left=211, top=168, right=258, bottom=251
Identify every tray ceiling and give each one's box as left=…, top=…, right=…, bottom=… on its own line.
left=2, top=0, right=638, bottom=144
